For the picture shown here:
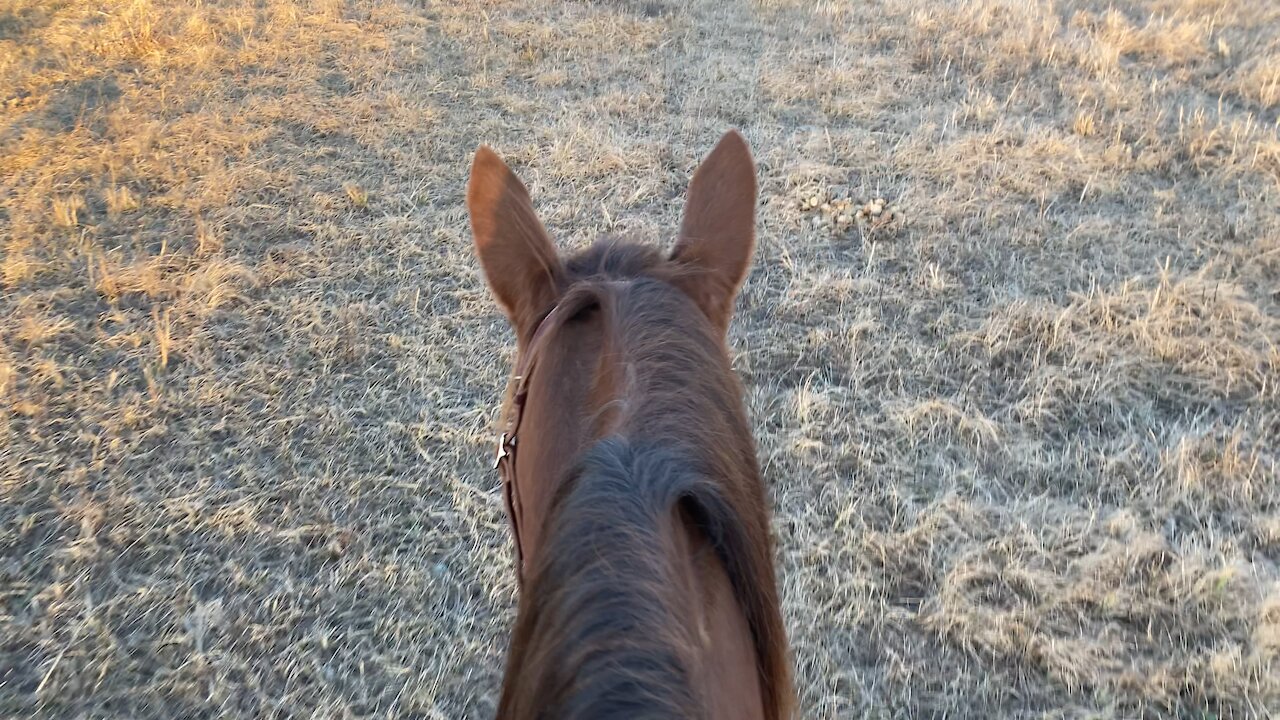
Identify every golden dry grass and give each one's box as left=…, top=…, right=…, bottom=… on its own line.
left=2, top=0, right=1278, bottom=717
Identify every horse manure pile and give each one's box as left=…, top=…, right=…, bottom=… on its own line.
left=796, top=188, right=904, bottom=235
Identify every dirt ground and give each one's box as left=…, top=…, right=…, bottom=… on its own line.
left=2, top=0, right=1278, bottom=717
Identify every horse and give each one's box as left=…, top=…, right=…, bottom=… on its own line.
left=467, top=131, right=793, bottom=720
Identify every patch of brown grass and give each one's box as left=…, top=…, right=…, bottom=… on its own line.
left=2, top=0, right=1278, bottom=718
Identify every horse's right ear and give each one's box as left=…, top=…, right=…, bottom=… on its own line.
left=670, top=131, right=757, bottom=334
left=467, top=146, right=564, bottom=342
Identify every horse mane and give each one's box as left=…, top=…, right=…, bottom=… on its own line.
left=496, top=237, right=793, bottom=719
left=499, top=439, right=776, bottom=719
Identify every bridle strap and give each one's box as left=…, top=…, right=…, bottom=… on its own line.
left=493, top=301, right=574, bottom=587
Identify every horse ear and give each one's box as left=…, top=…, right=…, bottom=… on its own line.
left=467, top=146, right=564, bottom=341
left=671, top=130, right=758, bottom=332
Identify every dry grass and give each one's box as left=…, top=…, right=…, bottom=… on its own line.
left=2, top=0, right=1278, bottom=717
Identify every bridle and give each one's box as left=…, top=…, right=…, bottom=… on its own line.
left=492, top=299, right=579, bottom=587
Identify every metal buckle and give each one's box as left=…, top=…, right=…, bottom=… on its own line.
left=493, top=432, right=509, bottom=469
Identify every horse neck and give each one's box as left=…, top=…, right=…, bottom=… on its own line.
left=499, top=287, right=790, bottom=719
left=497, top=441, right=709, bottom=719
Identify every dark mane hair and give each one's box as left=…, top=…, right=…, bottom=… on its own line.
left=563, top=236, right=669, bottom=280
left=498, top=439, right=771, bottom=720
left=497, top=440, right=699, bottom=718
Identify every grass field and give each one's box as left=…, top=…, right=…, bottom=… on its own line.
left=2, top=0, right=1278, bottom=717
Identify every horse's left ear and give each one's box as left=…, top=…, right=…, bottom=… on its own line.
left=671, top=130, right=758, bottom=333
left=467, top=146, right=564, bottom=344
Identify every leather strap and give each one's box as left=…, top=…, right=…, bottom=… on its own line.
left=494, top=300, right=576, bottom=587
